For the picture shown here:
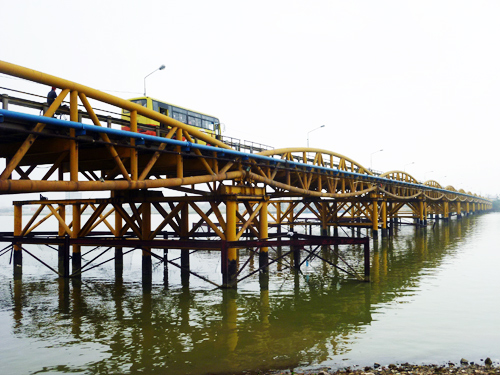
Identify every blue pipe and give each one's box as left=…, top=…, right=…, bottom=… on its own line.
left=0, top=109, right=482, bottom=200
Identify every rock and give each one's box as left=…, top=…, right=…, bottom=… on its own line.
left=388, top=364, right=397, bottom=369
left=364, top=366, right=372, bottom=371
left=374, top=363, right=381, bottom=369
left=460, top=358, right=468, bottom=365
left=485, top=357, right=492, bottom=366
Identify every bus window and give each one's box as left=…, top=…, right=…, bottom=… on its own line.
left=188, top=116, right=202, bottom=127
left=160, top=108, right=168, bottom=116
left=131, top=99, right=147, bottom=107
left=153, top=101, right=159, bottom=112
left=173, top=111, right=187, bottom=123
left=202, top=120, right=214, bottom=130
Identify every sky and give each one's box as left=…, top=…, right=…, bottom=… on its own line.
left=1, top=0, right=499, bottom=198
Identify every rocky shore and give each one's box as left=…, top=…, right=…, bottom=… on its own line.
left=267, top=359, right=499, bottom=375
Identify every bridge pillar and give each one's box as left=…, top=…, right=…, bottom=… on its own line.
left=142, top=202, right=152, bottom=288
left=58, top=204, right=70, bottom=278
left=388, top=202, right=394, bottom=236
left=13, top=204, right=22, bottom=280
left=419, top=199, right=425, bottom=227
left=457, top=202, right=462, bottom=220
left=72, top=203, right=81, bottom=279
left=180, top=202, right=190, bottom=287
left=223, top=199, right=238, bottom=288
left=259, top=200, right=269, bottom=272
left=163, top=249, right=169, bottom=288
left=443, top=201, right=450, bottom=222
left=381, top=200, right=388, bottom=237
left=372, top=197, right=379, bottom=240
left=332, top=201, right=339, bottom=237
left=364, top=241, right=370, bottom=282
left=292, top=245, right=301, bottom=270
left=114, top=210, right=123, bottom=280
left=321, top=201, right=328, bottom=236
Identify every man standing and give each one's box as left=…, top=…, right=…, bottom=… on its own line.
left=47, top=86, right=57, bottom=107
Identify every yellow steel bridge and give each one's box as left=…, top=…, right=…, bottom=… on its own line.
left=0, top=60, right=492, bottom=287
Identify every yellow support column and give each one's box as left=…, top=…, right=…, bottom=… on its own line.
left=176, top=129, right=184, bottom=179
left=457, top=201, right=462, bottom=219
left=372, top=196, right=379, bottom=239
left=13, top=204, right=22, bottom=279
left=444, top=201, right=449, bottom=222
left=419, top=199, right=424, bottom=226
left=224, top=199, right=238, bottom=287
left=381, top=200, right=387, bottom=237
left=423, top=200, right=428, bottom=225
left=69, top=90, right=79, bottom=182
left=130, top=111, right=138, bottom=181
left=259, top=199, right=269, bottom=272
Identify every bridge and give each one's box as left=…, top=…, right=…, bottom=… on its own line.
left=0, top=60, right=492, bottom=288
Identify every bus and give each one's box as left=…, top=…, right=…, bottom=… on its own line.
left=121, top=97, right=221, bottom=140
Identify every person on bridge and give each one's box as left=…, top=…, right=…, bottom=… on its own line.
left=47, top=87, right=57, bottom=107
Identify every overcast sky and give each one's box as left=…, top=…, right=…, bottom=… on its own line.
left=1, top=0, right=499, bottom=198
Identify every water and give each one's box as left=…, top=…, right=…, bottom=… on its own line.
left=0, top=213, right=499, bottom=374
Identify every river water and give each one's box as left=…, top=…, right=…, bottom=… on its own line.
left=0, top=212, right=499, bottom=374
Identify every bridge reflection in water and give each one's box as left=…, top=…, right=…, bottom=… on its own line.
left=3, top=216, right=477, bottom=375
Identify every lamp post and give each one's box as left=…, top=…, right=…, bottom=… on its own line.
left=370, top=149, right=383, bottom=171
left=307, top=125, right=325, bottom=148
left=404, top=161, right=415, bottom=172
left=144, top=64, right=166, bottom=96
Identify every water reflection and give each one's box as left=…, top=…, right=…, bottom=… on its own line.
left=2, top=216, right=481, bottom=374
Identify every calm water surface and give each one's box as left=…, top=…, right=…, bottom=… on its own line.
left=0, top=213, right=499, bottom=374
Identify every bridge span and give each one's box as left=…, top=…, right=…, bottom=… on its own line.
left=0, top=60, right=492, bottom=288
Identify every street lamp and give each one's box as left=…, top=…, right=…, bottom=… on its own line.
left=370, top=149, right=383, bottom=170
left=144, top=64, right=166, bottom=96
left=404, top=161, right=415, bottom=172
left=307, top=125, right=325, bottom=147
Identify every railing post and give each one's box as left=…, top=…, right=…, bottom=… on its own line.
left=1, top=94, right=8, bottom=109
